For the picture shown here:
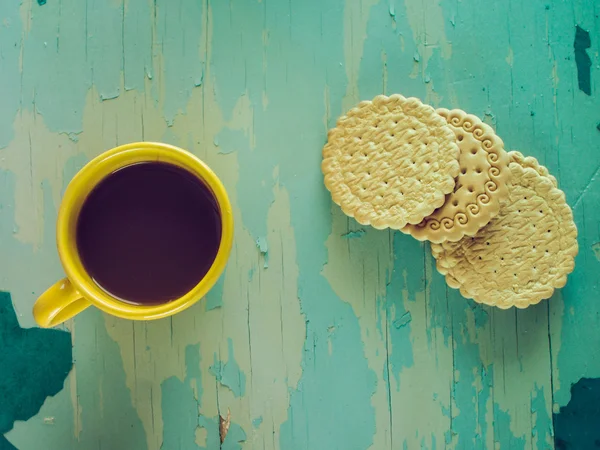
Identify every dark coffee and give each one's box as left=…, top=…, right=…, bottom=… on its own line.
left=76, top=162, right=222, bottom=305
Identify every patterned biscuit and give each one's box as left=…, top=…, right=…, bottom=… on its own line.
left=322, top=95, right=460, bottom=229
left=403, top=109, right=510, bottom=243
left=431, top=151, right=578, bottom=309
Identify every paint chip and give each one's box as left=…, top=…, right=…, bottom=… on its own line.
left=393, top=311, right=412, bottom=329
left=554, top=377, right=600, bottom=449
left=592, top=242, right=600, bottom=261
left=219, top=409, right=231, bottom=444
left=574, top=25, right=592, bottom=96
left=205, top=276, right=224, bottom=311
left=256, top=237, right=269, bottom=268
left=341, top=229, right=365, bottom=239
left=37, top=0, right=47, bottom=5
left=0, top=292, right=72, bottom=440
left=252, top=416, right=263, bottom=429
left=99, top=91, right=120, bottom=102
left=208, top=339, right=247, bottom=397
left=64, top=132, right=80, bottom=143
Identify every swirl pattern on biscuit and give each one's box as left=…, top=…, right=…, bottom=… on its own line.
left=403, top=108, right=511, bottom=243
left=431, top=152, right=578, bottom=309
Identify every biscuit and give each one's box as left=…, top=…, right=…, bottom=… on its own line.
left=403, top=109, right=510, bottom=243
left=322, top=95, right=460, bottom=229
left=431, top=151, right=578, bottom=308
left=509, top=150, right=558, bottom=187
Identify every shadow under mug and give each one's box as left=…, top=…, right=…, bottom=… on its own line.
left=33, top=142, right=234, bottom=328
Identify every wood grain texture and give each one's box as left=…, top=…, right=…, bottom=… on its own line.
left=1, top=0, right=599, bottom=448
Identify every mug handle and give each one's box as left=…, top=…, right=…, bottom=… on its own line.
left=33, top=278, right=92, bottom=328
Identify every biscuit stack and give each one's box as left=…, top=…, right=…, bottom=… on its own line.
left=322, top=95, right=578, bottom=309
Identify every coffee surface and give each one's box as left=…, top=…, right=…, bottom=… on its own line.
left=76, top=162, right=222, bottom=305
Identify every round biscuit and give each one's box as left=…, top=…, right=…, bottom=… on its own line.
left=431, top=152, right=578, bottom=309
left=403, top=109, right=510, bottom=243
left=322, top=95, right=460, bottom=229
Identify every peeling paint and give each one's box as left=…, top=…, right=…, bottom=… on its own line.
left=219, top=409, right=230, bottom=444
left=574, top=25, right=592, bottom=96
left=0, top=292, right=72, bottom=447
left=205, top=276, right=224, bottom=311
left=341, top=229, right=366, bottom=239
left=215, top=129, right=247, bottom=155
left=209, top=339, right=247, bottom=398
left=155, top=0, right=206, bottom=125
left=393, top=311, right=412, bottom=329
left=592, top=243, right=600, bottom=262
left=252, top=416, right=263, bottom=429
left=161, top=344, right=246, bottom=450
left=554, top=378, right=600, bottom=449
left=256, top=237, right=269, bottom=269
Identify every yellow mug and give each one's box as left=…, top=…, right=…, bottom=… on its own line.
left=33, top=142, right=234, bottom=328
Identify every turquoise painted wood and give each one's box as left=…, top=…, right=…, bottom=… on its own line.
left=1, top=0, right=599, bottom=448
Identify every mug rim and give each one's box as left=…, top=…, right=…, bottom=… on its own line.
left=57, top=142, right=234, bottom=320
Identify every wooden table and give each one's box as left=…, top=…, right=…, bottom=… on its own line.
left=2, top=0, right=599, bottom=449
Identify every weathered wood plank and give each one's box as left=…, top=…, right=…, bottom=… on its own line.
left=1, top=0, right=599, bottom=448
